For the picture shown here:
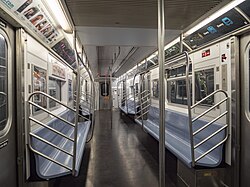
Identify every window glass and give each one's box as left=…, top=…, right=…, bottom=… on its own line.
left=33, top=66, right=47, bottom=113
left=0, top=34, right=7, bottom=131
left=167, top=79, right=191, bottom=105
left=167, top=64, right=192, bottom=78
left=195, top=68, right=214, bottom=106
left=166, top=64, right=192, bottom=105
left=135, top=83, right=139, bottom=94
left=152, top=79, right=159, bottom=98
left=49, top=78, right=62, bottom=108
left=101, top=82, right=109, bottom=96
left=68, top=79, right=73, bottom=101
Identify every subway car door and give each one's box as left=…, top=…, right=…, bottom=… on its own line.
left=240, top=32, right=250, bottom=186
left=0, top=20, right=17, bottom=186
left=99, top=81, right=111, bottom=110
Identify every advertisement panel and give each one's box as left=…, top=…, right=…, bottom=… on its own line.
left=0, top=0, right=63, bottom=46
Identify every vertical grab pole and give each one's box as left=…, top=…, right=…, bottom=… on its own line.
left=158, top=0, right=165, bottom=186
left=180, top=33, right=183, bottom=53
left=72, top=30, right=80, bottom=176
left=109, top=67, right=113, bottom=129
left=133, top=73, right=138, bottom=116
left=185, top=51, right=194, bottom=166
left=125, top=74, right=129, bottom=114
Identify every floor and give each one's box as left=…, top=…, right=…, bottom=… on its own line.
left=49, top=110, right=177, bottom=187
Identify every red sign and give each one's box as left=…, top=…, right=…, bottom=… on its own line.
left=202, top=49, right=210, bottom=58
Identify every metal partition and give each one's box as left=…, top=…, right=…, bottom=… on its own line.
left=76, top=55, right=96, bottom=143
left=165, top=51, right=229, bottom=167
left=134, top=72, right=151, bottom=131
left=27, top=91, right=90, bottom=174
left=116, top=78, right=126, bottom=109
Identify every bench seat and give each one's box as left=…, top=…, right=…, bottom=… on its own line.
left=31, top=109, right=91, bottom=179
left=135, top=106, right=226, bottom=168
left=119, top=99, right=137, bottom=115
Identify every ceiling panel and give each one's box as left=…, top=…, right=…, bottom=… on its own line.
left=65, top=0, right=230, bottom=29
left=65, top=0, right=231, bottom=77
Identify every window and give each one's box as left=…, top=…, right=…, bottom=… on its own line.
left=135, top=83, right=139, bottom=94
left=101, top=82, right=109, bottom=96
left=0, top=34, right=7, bottom=131
left=167, top=64, right=192, bottom=78
left=48, top=78, right=62, bottom=108
left=166, top=65, right=192, bottom=105
left=167, top=79, right=191, bottom=105
left=33, top=66, right=47, bottom=113
left=68, top=79, right=73, bottom=101
left=195, top=68, right=214, bottom=106
left=152, top=79, right=159, bottom=98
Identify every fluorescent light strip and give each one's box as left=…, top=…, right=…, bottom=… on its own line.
left=164, top=37, right=180, bottom=50
left=184, top=0, right=245, bottom=36
left=43, top=0, right=73, bottom=33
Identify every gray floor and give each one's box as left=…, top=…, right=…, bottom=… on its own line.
left=49, top=110, right=176, bottom=187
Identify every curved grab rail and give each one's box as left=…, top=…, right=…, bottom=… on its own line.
left=116, top=79, right=126, bottom=108
left=27, top=91, right=91, bottom=175
left=75, top=54, right=96, bottom=143
left=28, top=91, right=89, bottom=121
left=0, top=92, right=7, bottom=108
left=189, top=89, right=229, bottom=165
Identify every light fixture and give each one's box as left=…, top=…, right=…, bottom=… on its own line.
left=64, top=32, right=74, bottom=48
left=164, top=37, right=180, bottom=50
left=43, top=0, right=73, bottom=33
left=184, top=0, right=245, bottom=36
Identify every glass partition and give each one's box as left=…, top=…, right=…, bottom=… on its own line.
left=195, top=68, right=214, bottom=106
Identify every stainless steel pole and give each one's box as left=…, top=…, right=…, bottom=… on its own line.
left=72, top=30, right=80, bottom=176
left=180, top=33, right=183, bottom=53
left=109, top=67, right=113, bottom=129
left=158, top=0, right=165, bottom=186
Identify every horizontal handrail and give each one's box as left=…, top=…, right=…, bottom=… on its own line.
left=191, top=89, right=228, bottom=109
left=140, top=93, right=151, bottom=100
left=139, top=90, right=150, bottom=95
left=136, top=104, right=151, bottom=114
left=195, top=135, right=228, bottom=162
left=193, top=111, right=228, bottom=136
left=29, top=101, right=75, bottom=127
left=194, top=125, right=228, bottom=149
left=165, top=52, right=189, bottom=69
left=29, top=91, right=73, bottom=111
left=29, top=146, right=72, bottom=171
left=29, top=117, right=74, bottom=142
left=136, top=110, right=149, bottom=120
left=192, top=97, right=228, bottom=123
left=189, top=88, right=229, bottom=166
left=138, top=99, right=150, bottom=107
left=30, top=133, right=73, bottom=156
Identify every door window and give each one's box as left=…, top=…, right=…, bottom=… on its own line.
left=32, top=66, right=47, bottom=113
left=0, top=34, right=8, bottom=132
left=195, top=68, right=215, bottom=106
left=48, top=78, right=62, bottom=108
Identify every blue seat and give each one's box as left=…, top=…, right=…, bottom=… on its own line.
left=31, top=109, right=91, bottom=179
left=80, top=102, right=91, bottom=116
left=135, top=106, right=226, bottom=168
left=119, top=99, right=137, bottom=115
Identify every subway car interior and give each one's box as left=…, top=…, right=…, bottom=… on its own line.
left=1, top=0, right=250, bottom=186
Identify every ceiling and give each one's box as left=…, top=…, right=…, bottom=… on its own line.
left=65, top=0, right=231, bottom=77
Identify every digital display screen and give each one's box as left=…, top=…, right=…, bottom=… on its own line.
left=184, top=9, right=249, bottom=49
left=52, top=38, right=76, bottom=66
left=165, top=42, right=189, bottom=59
